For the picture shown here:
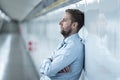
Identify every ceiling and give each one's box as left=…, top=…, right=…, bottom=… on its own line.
left=0, top=0, right=42, bottom=21
left=0, top=0, right=80, bottom=21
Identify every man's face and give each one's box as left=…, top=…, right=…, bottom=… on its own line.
left=59, top=12, right=73, bottom=37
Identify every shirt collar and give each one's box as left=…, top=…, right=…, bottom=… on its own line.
left=64, top=33, right=80, bottom=43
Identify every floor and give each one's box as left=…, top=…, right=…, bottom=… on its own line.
left=0, top=34, right=39, bottom=80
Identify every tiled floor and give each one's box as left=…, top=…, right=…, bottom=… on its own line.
left=0, top=34, right=39, bottom=80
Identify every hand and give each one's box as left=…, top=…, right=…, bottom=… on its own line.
left=58, top=66, right=70, bottom=73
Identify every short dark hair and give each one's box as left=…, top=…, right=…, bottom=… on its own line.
left=66, top=9, right=84, bottom=32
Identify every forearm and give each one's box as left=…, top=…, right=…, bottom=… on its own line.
left=39, top=58, right=52, bottom=74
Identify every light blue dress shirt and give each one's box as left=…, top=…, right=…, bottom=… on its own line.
left=40, top=33, right=84, bottom=80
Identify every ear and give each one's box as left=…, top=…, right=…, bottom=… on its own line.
left=72, top=22, right=78, bottom=29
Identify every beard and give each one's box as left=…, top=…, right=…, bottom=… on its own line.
left=61, top=28, right=72, bottom=38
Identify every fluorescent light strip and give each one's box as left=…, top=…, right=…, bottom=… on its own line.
left=35, top=0, right=66, bottom=17
left=0, top=10, right=11, bottom=21
left=0, top=35, right=12, bottom=80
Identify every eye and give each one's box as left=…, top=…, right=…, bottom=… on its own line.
left=63, top=18, right=67, bottom=22
left=63, top=19, right=65, bottom=21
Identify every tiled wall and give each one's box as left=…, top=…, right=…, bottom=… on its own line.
left=85, top=0, right=120, bottom=80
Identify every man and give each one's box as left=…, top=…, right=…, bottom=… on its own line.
left=39, top=9, right=84, bottom=80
